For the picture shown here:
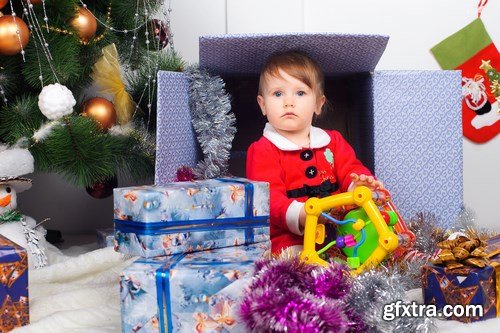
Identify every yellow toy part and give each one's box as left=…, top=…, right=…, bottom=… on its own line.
left=299, top=186, right=399, bottom=275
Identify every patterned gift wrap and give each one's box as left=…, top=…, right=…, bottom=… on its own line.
left=486, top=235, right=500, bottom=317
left=120, top=243, right=269, bottom=332
left=422, top=263, right=497, bottom=323
left=0, top=235, right=29, bottom=331
left=114, top=178, right=269, bottom=258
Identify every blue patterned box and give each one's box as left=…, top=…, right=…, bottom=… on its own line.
left=114, top=178, right=269, bottom=258
left=120, top=243, right=269, bottom=333
left=422, top=264, right=497, bottom=323
left=155, top=33, right=462, bottom=227
left=0, top=235, right=29, bottom=331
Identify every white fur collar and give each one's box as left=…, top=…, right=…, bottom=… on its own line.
left=263, top=123, right=330, bottom=151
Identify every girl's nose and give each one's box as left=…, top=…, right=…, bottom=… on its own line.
left=284, top=98, right=295, bottom=108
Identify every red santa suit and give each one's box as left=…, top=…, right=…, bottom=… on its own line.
left=246, top=123, right=372, bottom=254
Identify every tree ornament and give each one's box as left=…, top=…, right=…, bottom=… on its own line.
left=0, top=0, right=8, bottom=10
left=0, top=15, right=30, bottom=56
left=69, top=6, right=97, bottom=43
left=26, top=0, right=43, bottom=4
left=85, top=175, right=117, bottom=199
left=149, top=19, right=169, bottom=49
left=38, top=83, right=76, bottom=120
left=82, top=97, right=117, bottom=130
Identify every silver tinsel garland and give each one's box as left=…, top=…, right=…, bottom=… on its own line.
left=185, top=67, right=236, bottom=179
left=347, top=268, right=436, bottom=333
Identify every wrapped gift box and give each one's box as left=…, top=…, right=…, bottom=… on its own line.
left=96, top=228, right=115, bottom=248
left=422, top=263, right=497, bottom=323
left=486, top=235, right=500, bottom=317
left=114, top=177, right=269, bottom=257
left=0, top=235, right=29, bottom=331
left=120, top=243, right=269, bottom=333
left=156, top=33, right=462, bottom=228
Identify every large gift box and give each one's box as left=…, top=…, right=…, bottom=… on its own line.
left=120, top=243, right=269, bottom=332
left=114, top=178, right=269, bottom=257
left=0, top=235, right=29, bottom=331
left=156, top=33, right=462, bottom=228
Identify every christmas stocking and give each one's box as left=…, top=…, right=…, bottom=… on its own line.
left=431, top=18, right=500, bottom=143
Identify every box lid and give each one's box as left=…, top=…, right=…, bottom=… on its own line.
left=199, top=33, right=389, bottom=75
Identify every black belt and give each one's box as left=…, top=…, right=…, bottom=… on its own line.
left=286, top=179, right=338, bottom=198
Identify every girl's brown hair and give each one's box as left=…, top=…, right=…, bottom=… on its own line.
left=258, top=51, right=325, bottom=98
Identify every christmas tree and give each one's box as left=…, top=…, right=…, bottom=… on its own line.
left=0, top=0, right=184, bottom=196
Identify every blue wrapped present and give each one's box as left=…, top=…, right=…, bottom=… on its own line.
left=120, top=243, right=269, bottom=332
left=156, top=33, right=462, bottom=227
left=422, top=264, right=497, bottom=323
left=0, top=235, right=29, bottom=331
left=114, top=177, right=269, bottom=258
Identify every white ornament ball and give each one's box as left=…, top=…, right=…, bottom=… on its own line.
left=38, top=83, right=76, bottom=120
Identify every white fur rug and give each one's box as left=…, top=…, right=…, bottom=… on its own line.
left=9, top=245, right=500, bottom=333
left=11, top=244, right=135, bottom=333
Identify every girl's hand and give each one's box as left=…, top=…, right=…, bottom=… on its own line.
left=350, top=173, right=384, bottom=191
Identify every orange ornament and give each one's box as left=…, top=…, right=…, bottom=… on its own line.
left=0, top=15, right=30, bottom=56
left=69, top=7, right=97, bottom=43
left=0, top=0, right=8, bottom=10
left=82, top=97, right=116, bottom=130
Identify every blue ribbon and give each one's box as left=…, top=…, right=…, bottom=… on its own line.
left=155, top=253, right=186, bottom=333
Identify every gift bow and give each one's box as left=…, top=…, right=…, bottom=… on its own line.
left=431, top=235, right=491, bottom=269
left=91, top=44, right=134, bottom=125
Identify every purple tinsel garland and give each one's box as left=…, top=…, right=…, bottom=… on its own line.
left=239, top=257, right=366, bottom=333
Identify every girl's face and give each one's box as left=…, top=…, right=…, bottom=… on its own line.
left=257, top=69, right=325, bottom=138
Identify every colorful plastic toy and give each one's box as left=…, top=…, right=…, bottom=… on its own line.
left=300, top=186, right=414, bottom=275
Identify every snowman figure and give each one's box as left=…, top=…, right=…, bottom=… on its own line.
left=0, top=145, right=49, bottom=269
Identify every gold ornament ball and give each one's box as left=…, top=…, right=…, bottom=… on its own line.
left=69, top=7, right=97, bottom=42
left=0, top=15, right=30, bottom=56
left=82, top=97, right=116, bottom=130
left=0, top=0, right=8, bottom=10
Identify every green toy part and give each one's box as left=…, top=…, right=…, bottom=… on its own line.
left=338, top=208, right=396, bottom=264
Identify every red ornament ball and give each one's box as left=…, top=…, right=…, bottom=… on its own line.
left=149, top=19, right=169, bottom=48
left=86, top=176, right=118, bottom=199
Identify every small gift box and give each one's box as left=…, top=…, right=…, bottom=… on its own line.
left=0, top=235, right=29, bottom=331
left=120, top=243, right=269, bottom=332
left=96, top=228, right=115, bottom=248
left=422, top=234, right=498, bottom=323
left=114, top=177, right=270, bottom=258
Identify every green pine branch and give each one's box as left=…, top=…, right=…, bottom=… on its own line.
left=0, top=95, right=44, bottom=143
left=0, top=1, right=176, bottom=188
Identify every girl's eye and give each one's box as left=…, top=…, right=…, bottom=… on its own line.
left=273, top=91, right=282, bottom=97
left=297, top=91, right=305, bottom=96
